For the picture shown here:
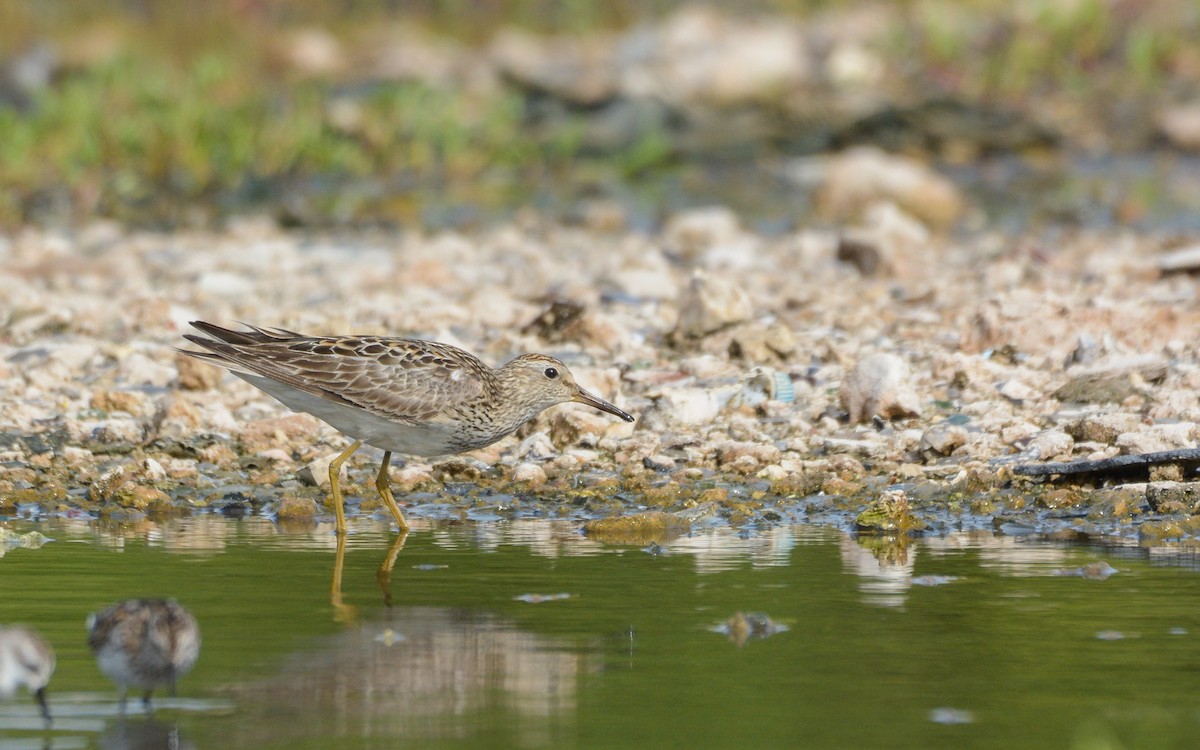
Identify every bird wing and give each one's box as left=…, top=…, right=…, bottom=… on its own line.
left=182, top=322, right=492, bottom=423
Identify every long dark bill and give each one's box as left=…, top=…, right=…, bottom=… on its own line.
left=574, top=387, right=635, bottom=422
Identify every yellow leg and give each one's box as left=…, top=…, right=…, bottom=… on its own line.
left=374, top=451, right=411, bottom=533
left=328, top=440, right=363, bottom=536
left=376, top=528, right=409, bottom=608
left=330, top=532, right=355, bottom=623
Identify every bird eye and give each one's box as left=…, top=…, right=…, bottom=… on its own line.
left=544, top=367, right=559, bottom=379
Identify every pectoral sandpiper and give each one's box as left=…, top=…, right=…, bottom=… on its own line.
left=0, top=625, right=55, bottom=724
left=181, top=321, right=634, bottom=535
left=87, top=599, right=201, bottom=711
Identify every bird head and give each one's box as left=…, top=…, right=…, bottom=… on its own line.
left=502, top=354, right=634, bottom=423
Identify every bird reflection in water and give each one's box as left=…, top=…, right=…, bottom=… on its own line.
left=330, top=529, right=410, bottom=623
left=244, top=528, right=593, bottom=746
left=97, top=715, right=195, bottom=750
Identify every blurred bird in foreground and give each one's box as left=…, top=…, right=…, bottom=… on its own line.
left=0, top=625, right=55, bottom=724
left=87, top=599, right=201, bottom=711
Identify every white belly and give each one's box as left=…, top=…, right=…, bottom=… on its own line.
left=238, top=373, right=464, bottom=456
left=95, top=647, right=151, bottom=690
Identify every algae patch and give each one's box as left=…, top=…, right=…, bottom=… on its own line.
left=583, top=511, right=691, bottom=544
left=854, top=489, right=926, bottom=535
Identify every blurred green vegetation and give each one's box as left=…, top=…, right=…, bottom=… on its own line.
left=0, top=0, right=1196, bottom=226
left=897, top=0, right=1194, bottom=100
left=0, top=52, right=545, bottom=222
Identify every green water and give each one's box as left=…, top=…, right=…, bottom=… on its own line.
left=1, top=517, right=1198, bottom=749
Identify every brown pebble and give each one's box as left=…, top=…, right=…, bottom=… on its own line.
left=920, top=423, right=968, bottom=458
left=394, top=466, right=435, bottom=492
left=829, top=454, right=866, bottom=480
left=433, top=458, right=482, bottom=482
left=716, top=441, right=781, bottom=466
left=1149, top=464, right=1184, bottom=482
left=697, top=487, right=729, bottom=504
left=277, top=496, right=318, bottom=520
left=1038, top=488, right=1083, bottom=509
left=674, top=270, right=753, bottom=339
left=90, top=389, right=144, bottom=415
left=296, top=454, right=342, bottom=488
left=512, top=462, right=548, bottom=488
left=175, top=352, right=223, bottom=391
left=164, top=459, right=199, bottom=480
left=197, top=443, right=239, bottom=466
left=238, top=414, right=323, bottom=455
left=841, top=352, right=922, bottom=423
left=548, top=409, right=612, bottom=448
left=118, top=485, right=171, bottom=510
left=728, top=454, right=760, bottom=474
left=89, top=466, right=131, bottom=503
left=161, top=398, right=200, bottom=424
left=822, top=476, right=863, bottom=496
left=248, top=469, right=281, bottom=486
left=836, top=235, right=884, bottom=276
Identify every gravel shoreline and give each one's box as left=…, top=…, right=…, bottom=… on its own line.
left=3, top=199, right=1200, bottom=546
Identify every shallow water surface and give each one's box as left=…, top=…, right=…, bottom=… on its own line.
left=1, top=516, right=1198, bottom=749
